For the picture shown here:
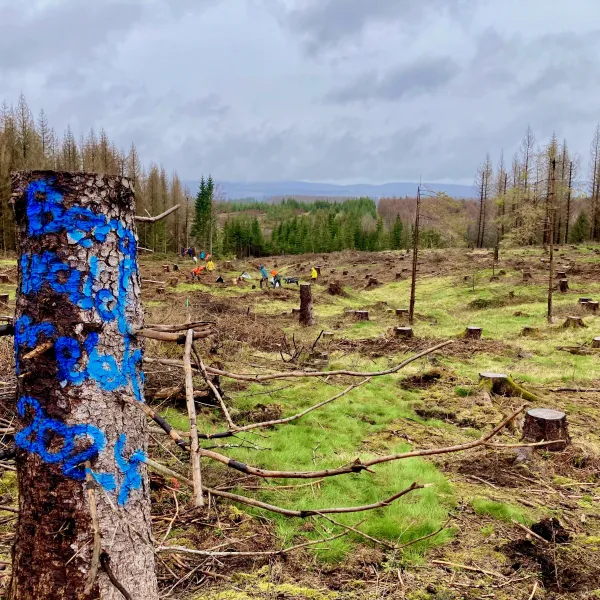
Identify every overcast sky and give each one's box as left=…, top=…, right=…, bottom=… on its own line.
left=2, top=0, right=599, bottom=184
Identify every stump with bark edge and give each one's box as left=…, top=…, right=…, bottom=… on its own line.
left=465, top=326, right=482, bottom=339
left=593, top=337, right=600, bottom=349
left=396, top=308, right=409, bottom=318
left=585, top=301, right=599, bottom=312
left=563, top=316, right=586, bottom=328
left=0, top=274, right=9, bottom=283
left=522, top=408, right=570, bottom=450
left=354, top=310, right=369, bottom=321
left=299, top=284, right=315, bottom=326
left=0, top=294, right=8, bottom=307
left=523, top=271, right=533, bottom=281
left=395, top=327, right=413, bottom=338
left=579, top=297, right=592, bottom=304
left=10, top=171, right=158, bottom=600
left=479, top=372, right=541, bottom=401
left=558, top=279, right=569, bottom=293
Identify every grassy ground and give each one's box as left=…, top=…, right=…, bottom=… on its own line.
left=2, top=245, right=600, bottom=598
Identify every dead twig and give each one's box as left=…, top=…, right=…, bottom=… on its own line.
left=316, top=513, right=396, bottom=549
left=512, top=520, right=549, bottom=544
left=431, top=559, right=505, bottom=579
left=157, top=530, right=349, bottom=557
left=84, top=461, right=102, bottom=596
left=192, top=343, right=234, bottom=429
left=100, top=552, right=133, bottom=600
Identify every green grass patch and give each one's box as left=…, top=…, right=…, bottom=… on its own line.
left=471, top=497, right=531, bottom=524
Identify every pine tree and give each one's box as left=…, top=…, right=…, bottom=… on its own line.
left=569, top=212, right=590, bottom=243
left=391, top=215, right=404, bottom=249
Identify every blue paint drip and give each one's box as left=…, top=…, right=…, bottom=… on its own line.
left=114, top=433, right=145, bottom=505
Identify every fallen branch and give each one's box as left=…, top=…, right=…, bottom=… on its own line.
left=192, top=405, right=526, bottom=479
left=135, top=204, right=180, bottom=223
left=315, top=512, right=395, bottom=549
left=136, top=328, right=213, bottom=344
left=131, top=400, right=189, bottom=451
left=512, top=520, right=549, bottom=544
left=144, top=457, right=425, bottom=517
left=549, top=387, right=600, bottom=393
left=145, top=340, right=453, bottom=382
left=157, top=530, right=348, bottom=557
left=196, top=378, right=370, bottom=440
left=141, top=321, right=215, bottom=333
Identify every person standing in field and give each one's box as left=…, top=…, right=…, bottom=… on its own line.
left=311, top=266, right=318, bottom=281
left=207, top=258, right=215, bottom=272
left=259, top=264, right=269, bottom=288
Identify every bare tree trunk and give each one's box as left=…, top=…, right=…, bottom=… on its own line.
left=10, top=171, right=158, bottom=600
left=548, top=160, right=556, bottom=323
left=476, top=176, right=485, bottom=248
left=564, top=162, right=573, bottom=244
left=299, top=284, right=315, bottom=326
left=409, top=187, right=421, bottom=325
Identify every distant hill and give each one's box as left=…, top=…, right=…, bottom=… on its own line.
left=183, top=180, right=476, bottom=200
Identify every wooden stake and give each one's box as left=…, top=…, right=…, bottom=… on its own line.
left=183, top=330, right=203, bottom=507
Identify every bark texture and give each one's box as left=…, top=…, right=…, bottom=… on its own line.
left=10, top=171, right=158, bottom=600
left=299, top=284, right=315, bottom=326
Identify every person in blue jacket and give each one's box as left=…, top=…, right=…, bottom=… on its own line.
left=259, top=265, right=269, bottom=288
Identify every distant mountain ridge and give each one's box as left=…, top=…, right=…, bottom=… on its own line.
left=183, top=180, right=476, bottom=200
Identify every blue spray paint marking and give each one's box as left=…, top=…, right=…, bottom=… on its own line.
left=114, top=434, right=146, bottom=505
left=15, top=396, right=113, bottom=483
left=15, top=177, right=146, bottom=502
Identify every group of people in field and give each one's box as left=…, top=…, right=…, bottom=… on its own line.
left=183, top=248, right=320, bottom=287
left=259, top=264, right=318, bottom=288
left=183, top=248, right=215, bottom=280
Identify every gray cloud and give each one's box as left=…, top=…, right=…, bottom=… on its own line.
left=2, top=0, right=600, bottom=187
left=326, top=58, right=460, bottom=103
left=279, top=0, right=467, bottom=54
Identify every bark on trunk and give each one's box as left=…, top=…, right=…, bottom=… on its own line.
left=10, top=171, right=158, bottom=600
left=522, top=408, right=570, bottom=450
left=299, top=284, right=315, bottom=326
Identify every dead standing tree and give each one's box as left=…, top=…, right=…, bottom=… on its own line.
left=408, top=186, right=421, bottom=326
left=10, top=171, right=159, bottom=600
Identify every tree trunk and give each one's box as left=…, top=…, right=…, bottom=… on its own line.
left=10, top=171, right=158, bottom=600
left=299, top=284, right=315, bottom=326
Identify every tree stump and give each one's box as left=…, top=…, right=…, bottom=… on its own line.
left=509, top=291, right=515, bottom=299
left=521, top=326, right=540, bottom=337
left=0, top=293, right=9, bottom=307
left=579, top=298, right=592, bottom=304
left=585, top=301, right=599, bottom=312
left=395, top=327, right=413, bottom=338
left=173, top=264, right=179, bottom=272
left=558, top=279, right=569, bottom=293
left=354, top=311, right=369, bottom=321
left=522, top=409, right=570, bottom=450
left=465, top=326, right=482, bottom=339
left=556, top=271, right=566, bottom=279
left=163, top=264, right=170, bottom=273
left=592, top=337, right=600, bottom=348
left=224, top=261, right=233, bottom=270
left=490, top=275, right=500, bottom=282
left=463, top=275, right=470, bottom=282
left=365, top=278, right=379, bottom=288
left=498, top=270, right=506, bottom=276
left=315, top=266, right=321, bottom=276
left=291, top=308, right=300, bottom=315
left=323, top=331, right=334, bottom=340
left=156, top=287, right=165, bottom=294
left=523, top=271, right=532, bottom=281
left=479, top=373, right=510, bottom=395
left=343, top=270, right=348, bottom=276
left=395, top=272, right=402, bottom=280
left=299, top=284, right=315, bottom=326
left=11, top=171, right=158, bottom=598
left=0, top=274, right=9, bottom=283
left=396, top=308, right=409, bottom=318
left=563, top=316, right=586, bottom=328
